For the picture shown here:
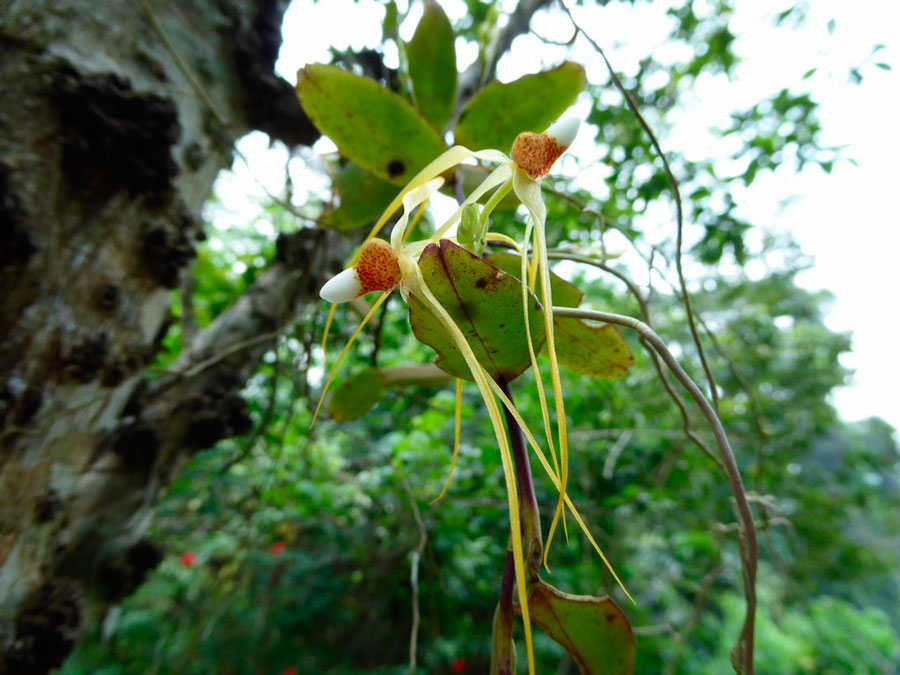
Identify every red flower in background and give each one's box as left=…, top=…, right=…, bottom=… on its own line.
left=281, top=668, right=297, bottom=675
left=179, top=551, right=196, bottom=569
left=270, top=541, right=286, bottom=556
left=451, top=657, right=467, bottom=673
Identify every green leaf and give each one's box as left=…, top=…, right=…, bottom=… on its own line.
left=296, top=64, right=446, bottom=185
left=526, top=580, right=635, bottom=675
left=454, top=62, right=586, bottom=152
left=409, top=239, right=545, bottom=382
left=327, top=368, right=387, bottom=422
left=322, top=163, right=398, bottom=230
left=553, top=317, right=633, bottom=380
left=407, top=0, right=457, bottom=131
left=486, top=252, right=584, bottom=309
left=327, top=365, right=451, bottom=421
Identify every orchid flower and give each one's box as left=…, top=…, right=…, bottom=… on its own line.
left=314, top=113, right=628, bottom=674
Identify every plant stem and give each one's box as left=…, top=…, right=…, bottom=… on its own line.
left=491, top=548, right=517, bottom=675
left=498, top=377, right=543, bottom=580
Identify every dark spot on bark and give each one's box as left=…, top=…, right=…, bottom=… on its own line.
left=34, top=490, right=61, bottom=523
left=275, top=228, right=323, bottom=269
left=183, top=141, right=204, bottom=171
left=224, top=0, right=319, bottom=147
left=12, top=385, right=43, bottom=427
left=122, top=382, right=147, bottom=418
left=54, top=68, right=180, bottom=203
left=60, top=333, right=109, bottom=383
left=100, top=361, right=126, bottom=387
left=134, top=48, right=169, bottom=83
left=140, top=222, right=194, bottom=288
left=475, top=278, right=487, bottom=289
left=149, top=314, right=175, bottom=361
left=0, top=163, right=35, bottom=269
left=110, top=421, right=159, bottom=474
left=185, top=371, right=251, bottom=450
left=387, top=160, right=405, bottom=177
left=0, top=384, right=10, bottom=429
left=96, top=538, right=163, bottom=603
left=96, top=283, right=120, bottom=311
left=3, top=579, right=82, bottom=674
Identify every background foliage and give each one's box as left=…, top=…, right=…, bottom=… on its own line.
left=63, top=0, right=899, bottom=673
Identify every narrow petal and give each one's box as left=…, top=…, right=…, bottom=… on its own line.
left=320, top=267, right=362, bottom=304
left=430, top=162, right=513, bottom=241
left=390, top=177, right=445, bottom=249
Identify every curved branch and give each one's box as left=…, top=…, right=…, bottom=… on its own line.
left=552, top=306, right=757, bottom=674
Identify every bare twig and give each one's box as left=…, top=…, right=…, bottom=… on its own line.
left=553, top=306, right=757, bottom=674
left=602, top=430, right=633, bottom=480
left=665, top=565, right=724, bottom=675
left=393, top=465, right=428, bottom=675
left=560, top=1, right=721, bottom=415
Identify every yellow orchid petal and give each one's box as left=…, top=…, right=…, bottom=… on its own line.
left=410, top=263, right=536, bottom=675
left=512, top=166, right=572, bottom=566
left=311, top=291, right=391, bottom=428
left=431, top=162, right=513, bottom=242
left=390, top=176, right=445, bottom=249
left=430, top=378, right=463, bottom=505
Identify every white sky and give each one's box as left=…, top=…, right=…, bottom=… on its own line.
left=215, top=0, right=900, bottom=431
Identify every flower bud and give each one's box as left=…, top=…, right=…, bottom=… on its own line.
left=319, top=239, right=402, bottom=303
left=510, top=115, right=580, bottom=179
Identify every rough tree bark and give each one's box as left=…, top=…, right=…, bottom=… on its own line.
left=0, top=1, right=348, bottom=671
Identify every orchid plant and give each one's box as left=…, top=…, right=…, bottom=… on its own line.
left=295, top=4, right=640, bottom=671
left=311, top=115, right=633, bottom=673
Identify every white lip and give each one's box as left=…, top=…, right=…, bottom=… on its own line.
left=320, top=267, right=362, bottom=303
left=545, top=116, right=580, bottom=147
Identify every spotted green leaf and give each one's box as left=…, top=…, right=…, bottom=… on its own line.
left=486, top=252, right=584, bottom=309
left=407, top=0, right=457, bottom=131
left=297, top=64, right=446, bottom=185
left=454, top=62, right=586, bottom=152
left=526, top=580, right=635, bottom=674
left=409, top=239, right=545, bottom=382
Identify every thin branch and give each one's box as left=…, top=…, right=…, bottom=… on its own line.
left=393, top=465, right=428, bottom=675
left=457, top=0, right=553, bottom=106
left=180, top=331, right=282, bottom=379
left=560, top=0, right=721, bottom=415
left=664, top=565, right=724, bottom=675
left=552, top=306, right=757, bottom=674
left=602, top=430, right=633, bottom=480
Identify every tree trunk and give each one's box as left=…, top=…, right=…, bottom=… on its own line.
left=0, top=1, right=339, bottom=670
